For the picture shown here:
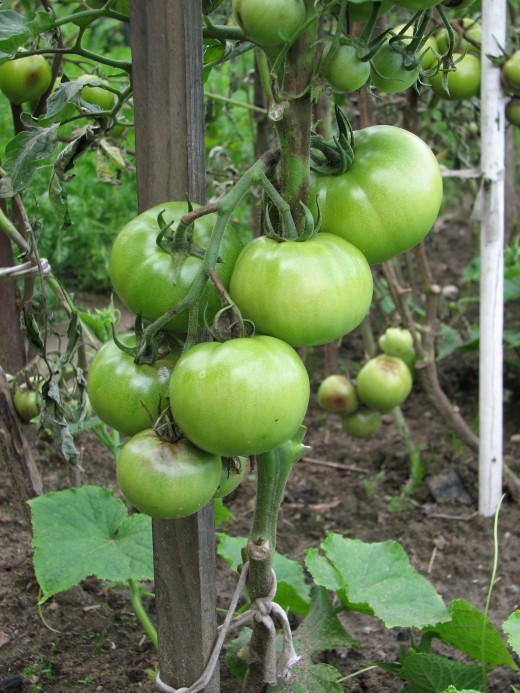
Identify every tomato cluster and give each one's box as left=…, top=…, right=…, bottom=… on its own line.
left=317, top=327, right=416, bottom=438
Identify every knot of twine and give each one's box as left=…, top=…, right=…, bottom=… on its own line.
left=0, top=258, right=51, bottom=280
left=155, top=561, right=301, bottom=693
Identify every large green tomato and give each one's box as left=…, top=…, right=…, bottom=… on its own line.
left=87, top=334, right=179, bottom=436
left=356, top=355, right=413, bottom=412
left=169, top=336, right=310, bottom=457
left=232, top=0, right=305, bottom=48
left=0, top=56, right=52, bottom=105
left=506, top=98, right=520, bottom=127
left=370, top=44, right=419, bottom=94
left=323, top=43, right=371, bottom=93
left=392, top=0, right=440, bottom=7
left=430, top=53, right=481, bottom=100
left=110, top=202, right=243, bottom=335
left=435, top=20, right=482, bottom=55
left=78, top=74, right=116, bottom=110
left=228, top=233, right=373, bottom=348
left=347, top=1, right=392, bottom=22
left=117, top=430, right=222, bottom=519
left=309, top=126, right=443, bottom=264
left=502, top=51, right=520, bottom=96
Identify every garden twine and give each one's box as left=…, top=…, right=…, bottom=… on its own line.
left=0, top=258, right=51, bottom=279
left=155, top=561, right=300, bottom=693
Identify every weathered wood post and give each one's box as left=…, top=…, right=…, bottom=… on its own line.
left=129, top=2, right=219, bottom=690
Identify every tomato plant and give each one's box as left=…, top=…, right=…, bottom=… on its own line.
left=317, top=374, right=359, bottom=415
left=342, top=408, right=382, bottom=438
left=356, top=355, right=413, bottom=412
left=232, top=0, right=305, bottom=48
left=310, top=125, right=443, bottom=264
left=116, top=430, right=222, bottom=519
left=215, top=457, right=248, bottom=498
left=323, top=42, right=370, bottom=93
left=228, top=233, right=373, bottom=347
left=110, top=201, right=243, bottom=335
left=430, top=53, right=481, bottom=100
left=87, top=334, right=179, bottom=436
left=169, top=336, right=310, bottom=457
left=78, top=74, right=116, bottom=110
left=0, top=55, right=52, bottom=105
left=370, top=44, right=419, bottom=94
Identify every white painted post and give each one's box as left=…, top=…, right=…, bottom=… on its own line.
left=478, top=0, right=507, bottom=516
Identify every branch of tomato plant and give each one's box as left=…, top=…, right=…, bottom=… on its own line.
left=392, top=405, right=424, bottom=495
left=242, top=428, right=309, bottom=693
left=128, top=578, right=158, bottom=649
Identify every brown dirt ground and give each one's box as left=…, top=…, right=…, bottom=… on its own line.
left=1, top=216, right=520, bottom=692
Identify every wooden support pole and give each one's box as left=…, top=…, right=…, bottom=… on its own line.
left=478, top=0, right=507, bottom=516
left=129, top=2, right=219, bottom=690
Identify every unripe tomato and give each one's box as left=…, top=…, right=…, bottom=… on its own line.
left=215, top=457, right=248, bottom=498
left=347, top=1, right=392, bottom=21
left=390, top=24, right=439, bottom=70
left=505, top=98, right=520, bottom=127
left=392, top=0, right=441, bottom=9
left=77, top=74, right=116, bottom=110
left=13, top=388, right=41, bottom=422
left=169, top=336, right=310, bottom=457
left=430, top=53, right=481, bottom=100
left=356, top=355, right=413, bottom=412
left=228, top=233, right=373, bottom=348
left=317, top=375, right=359, bottom=415
left=232, top=0, right=305, bottom=48
left=323, top=43, right=371, bottom=93
left=435, top=20, right=481, bottom=55
left=442, top=0, right=477, bottom=8
left=116, top=430, right=222, bottom=519
left=343, top=408, right=382, bottom=438
left=502, top=51, right=520, bottom=96
left=310, top=126, right=443, bottom=265
left=0, top=56, right=52, bottom=105
left=378, top=327, right=416, bottom=370
left=110, top=202, right=243, bottom=335
left=87, top=334, right=179, bottom=436
left=370, top=44, right=419, bottom=94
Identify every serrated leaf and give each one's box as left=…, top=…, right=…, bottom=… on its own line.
left=40, top=81, right=83, bottom=123
left=309, top=533, right=449, bottom=628
left=99, top=138, right=126, bottom=168
left=48, top=170, right=72, bottom=227
left=305, top=547, right=344, bottom=593
left=0, top=125, right=59, bottom=196
left=399, top=651, right=484, bottom=693
left=425, top=599, right=518, bottom=669
left=503, top=610, right=520, bottom=657
left=216, top=534, right=310, bottom=616
left=439, top=687, right=481, bottom=693
left=29, top=485, right=153, bottom=602
left=0, top=10, right=30, bottom=54
left=268, top=661, right=343, bottom=693
left=293, top=586, right=356, bottom=654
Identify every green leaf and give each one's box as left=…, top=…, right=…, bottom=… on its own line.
left=40, top=81, right=83, bottom=123
left=29, top=485, right=154, bottom=602
left=269, top=587, right=354, bottom=693
left=399, top=651, right=484, bottom=693
left=437, top=323, right=464, bottom=361
left=216, top=534, right=311, bottom=616
left=307, top=533, right=449, bottom=628
left=225, top=627, right=251, bottom=681
left=0, top=124, right=59, bottom=197
left=214, top=497, right=234, bottom=528
left=439, top=688, right=482, bottom=693
left=0, top=10, right=30, bottom=55
left=425, top=599, right=518, bottom=669
left=503, top=610, right=520, bottom=657
left=305, top=547, right=344, bottom=593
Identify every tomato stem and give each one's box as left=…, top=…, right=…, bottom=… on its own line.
left=128, top=578, right=158, bottom=649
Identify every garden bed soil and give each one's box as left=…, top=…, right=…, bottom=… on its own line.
left=1, top=218, right=520, bottom=692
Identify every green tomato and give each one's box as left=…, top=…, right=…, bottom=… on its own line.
left=323, top=42, right=371, bottom=93
left=0, top=56, right=52, bottom=105
left=342, top=407, right=382, bottom=438
left=317, top=374, right=359, bottom=415
left=390, top=24, right=439, bottom=70
left=228, top=233, right=373, bottom=348
left=430, top=53, right=481, bottom=100
left=87, top=334, right=179, bottom=436
left=110, top=202, right=243, bottom=335
left=435, top=20, right=482, bottom=55
left=169, top=336, right=310, bottom=457
left=442, top=0, right=477, bottom=8
left=13, top=388, right=41, bottom=422
left=370, top=43, right=419, bottom=94
left=378, top=327, right=414, bottom=356
left=117, top=430, right=222, bottom=519
left=215, top=457, right=248, bottom=498
left=347, top=1, right=392, bottom=21
left=356, top=355, right=413, bottom=412
left=309, top=125, right=443, bottom=265
left=502, top=51, right=520, bottom=96
left=506, top=98, right=520, bottom=127
left=77, top=74, right=116, bottom=110
left=232, top=0, right=305, bottom=48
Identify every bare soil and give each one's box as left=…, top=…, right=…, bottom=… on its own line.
left=1, top=217, right=520, bottom=692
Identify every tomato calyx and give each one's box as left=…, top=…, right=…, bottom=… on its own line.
left=264, top=200, right=320, bottom=243
left=310, top=105, right=354, bottom=176
left=112, top=316, right=173, bottom=366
